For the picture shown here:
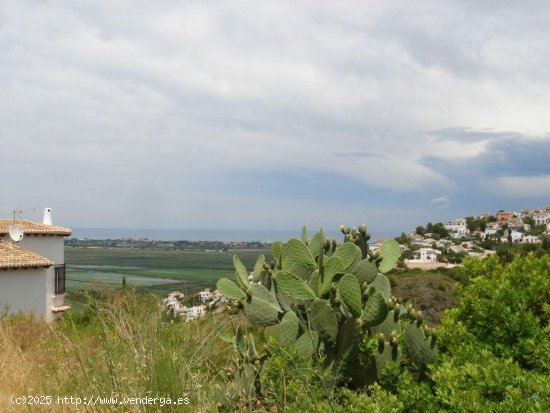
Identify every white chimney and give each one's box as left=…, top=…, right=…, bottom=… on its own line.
left=43, top=208, right=53, bottom=225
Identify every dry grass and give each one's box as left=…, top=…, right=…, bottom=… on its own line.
left=0, top=291, right=237, bottom=412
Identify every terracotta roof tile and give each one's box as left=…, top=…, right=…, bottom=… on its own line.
left=0, top=219, right=71, bottom=236
left=0, top=240, right=53, bottom=269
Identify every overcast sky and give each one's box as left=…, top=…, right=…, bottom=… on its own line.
left=1, top=1, right=549, bottom=233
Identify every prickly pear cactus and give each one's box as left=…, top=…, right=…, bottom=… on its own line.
left=216, top=224, right=437, bottom=393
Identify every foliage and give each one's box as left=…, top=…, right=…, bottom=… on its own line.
left=216, top=224, right=438, bottom=408
left=465, top=215, right=488, bottom=232
left=440, top=254, right=550, bottom=371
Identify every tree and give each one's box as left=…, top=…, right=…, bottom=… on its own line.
left=416, top=225, right=425, bottom=236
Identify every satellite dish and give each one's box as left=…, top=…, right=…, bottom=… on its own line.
left=9, top=224, right=24, bottom=242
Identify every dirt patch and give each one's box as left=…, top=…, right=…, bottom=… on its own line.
left=389, top=272, right=458, bottom=326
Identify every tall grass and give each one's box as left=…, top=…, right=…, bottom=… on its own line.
left=0, top=290, right=236, bottom=412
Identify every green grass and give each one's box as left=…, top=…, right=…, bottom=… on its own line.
left=65, top=247, right=272, bottom=294
left=66, top=247, right=271, bottom=271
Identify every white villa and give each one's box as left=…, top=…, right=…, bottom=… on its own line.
left=0, top=209, right=71, bottom=322
left=185, top=305, right=206, bottom=321
left=199, top=288, right=213, bottom=302
left=444, top=219, right=469, bottom=238
left=408, top=247, right=441, bottom=263
left=523, top=235, right=541, bottom=244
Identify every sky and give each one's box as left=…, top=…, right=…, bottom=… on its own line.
left=1, top=1, right=550, bottom=234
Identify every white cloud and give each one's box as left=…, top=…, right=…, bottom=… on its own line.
left=431, top=196, right=450, bottom=209
left=2, top=1, right=550, bottom=229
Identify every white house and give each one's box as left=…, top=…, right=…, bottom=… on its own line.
left=484, top=222, right=500, bottom=237
left=409, top=248, right=441, bottom=263
left=522, top=235, right=540, bottom=244
left=444, top=219, right=469, bottom=238
left=0, top=209, right=71, bottom=322
left=510, top=230, right=523, bottom=243
left=163, top=291, right=185, bottom=313
left=534, top=213, right=550, bottom=226
left=185, top=305, right=206, bottom=321
left=199, top=289, right=213, bottom=302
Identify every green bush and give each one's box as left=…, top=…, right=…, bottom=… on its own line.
left=442, top=254, right=550, bottom=371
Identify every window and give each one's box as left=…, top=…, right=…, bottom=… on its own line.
left=54, top=264, right=65, bottom=294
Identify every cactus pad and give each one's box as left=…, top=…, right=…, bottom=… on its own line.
left=253, top=254, right=265, bottom=282
left=371, top=341, right=402, bottom=381
left=370, top=309, right=402, bottom=340
left=233, top=255, right=250, bottom=289
left=271, top=241, right=284, bottom=269
left=404, top=321, right=438, bottom=369
left=336, top=317, right=363, bottom=360
left=333, top=242, right=361, bottom=270
left=294, top=330, right=319, bottom=358
left=352, top=259, right=378, bottom=284
left=274, top=270, right=316, bottom=301
left=216, top=278, right=246, bottom=300
left=338, top=274, right=363, bottom=318
left=301, top=225, right=308, bottom=244
left=309, top=230, right=326, bottom=259
left=379, top=240, right=400, bottom=274
left=319, top=255, right=344, bottom=297
left=308, top=298, right=339, bottom=344
left=362, top=291, right=389, bottom=327
left=279, top=311, right=299, bottom=346
left=308, top=269, right=320, bottom=296
left=287, top=238, right=317, bottom=271
left=243, top=284, right=281, bottom=326
left=368, top=273, right=391, bottom=299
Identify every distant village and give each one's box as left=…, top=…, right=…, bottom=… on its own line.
left=65, top=238, right=270, bottom=251
left=389, top=205, right=550, bottom=268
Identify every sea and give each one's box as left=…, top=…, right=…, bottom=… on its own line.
left=70, top=228, right=398, bottom=242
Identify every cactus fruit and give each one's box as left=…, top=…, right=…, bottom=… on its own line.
left=371, top=309, right=402, bottom=339
left=370, top=340, right=402, bottom=381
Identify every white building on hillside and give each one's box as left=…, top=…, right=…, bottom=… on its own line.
left=409, top=248, right=441, bottom=263
left=0, top=209, right=72, bottom=322
left=522, top=235, right=540, bottom=244
left=444, top=219, right=469, bottom=238
left=199, top=289, right=213, bottom=302
left=534, top=213, right=550, bottom=226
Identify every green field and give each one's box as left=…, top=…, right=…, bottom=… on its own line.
left=65, top=246, right=272, bottom=295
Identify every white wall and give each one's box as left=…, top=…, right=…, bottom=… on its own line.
left=0, top=235, right=66, bottom=322
left=9, top=236, right=65, bottom=264
left=0, top=268, right=50, bottom=321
